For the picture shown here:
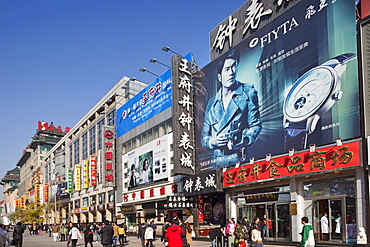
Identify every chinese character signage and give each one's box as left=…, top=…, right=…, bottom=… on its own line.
left=35, top=184, right=40, bottom=201
left=68, top=169, right=73, bottom=193
left=223, top=140, right=361, bottom=188
left=44, top=184, right=49, bottom=203
left=102, top=126, right=115, bottom=187
left=83, top=160, right=89, bottom=189
left=75, top=165, right=81, bottom=191
left=172, top=53, right=196, bottom=175
left=210, top=0, right=301, bottom=60
left=116, top=69, right=172, bottom=137
left=124, top=134, right=171, bottom=188
left=195, top=0, right=359, bottom=172
left=37, top=121, right=70, bottom=133
left=166, top=196, right=195, bottom=209
left=90, top=156, right=97, bottom=186
left=182, top=170, right=222, bottom=196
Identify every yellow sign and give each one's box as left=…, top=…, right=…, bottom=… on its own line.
left=75, top=164, right=81, bottom=191
left=290, top=203, right=297, bottom=215
left=83, top=160, right=89, bottom=189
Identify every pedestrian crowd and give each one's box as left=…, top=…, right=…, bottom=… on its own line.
left=7, top=220, right=129, bottom=247
left=207, top=216, right=265, bottom=247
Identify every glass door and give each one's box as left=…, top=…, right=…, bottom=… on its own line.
left=330, top=199, right=342, bottom=242
left=276, top=204, right=291, bottom=239
left=266, top=204, right=276, bottom=239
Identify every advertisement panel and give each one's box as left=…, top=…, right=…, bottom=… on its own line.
left=194, top=0, right=359, bottom=172
left=116, top=69, right=172, bottom=137
left=124, top=134, right=171, bottom=188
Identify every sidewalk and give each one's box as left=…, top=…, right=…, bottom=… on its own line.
left=14, top=230, right=353, bottom=247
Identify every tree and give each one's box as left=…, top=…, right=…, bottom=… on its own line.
left=9, top=201, right=46, bottom=224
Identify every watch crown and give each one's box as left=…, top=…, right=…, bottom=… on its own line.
left=332, top=91, right=343, bottom=101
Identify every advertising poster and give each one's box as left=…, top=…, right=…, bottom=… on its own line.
left=116, top=69, right=172, bottom=137
left=125, top=134, right=171, bottom=188
left=195, top=0, right=359, bottom=172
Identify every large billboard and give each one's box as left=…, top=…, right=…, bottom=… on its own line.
left=116, top=69, right=172, bottom=137
left=124, top=133, right=171, bottom=188
left=195, top=0, right=360, bottom=172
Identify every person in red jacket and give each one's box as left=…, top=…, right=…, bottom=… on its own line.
left=165, top=218, right=184, bottom=247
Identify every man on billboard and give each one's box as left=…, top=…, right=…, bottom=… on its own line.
left=201, top=49, right=262, bottom=167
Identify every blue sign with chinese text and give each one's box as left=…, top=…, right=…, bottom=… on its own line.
left=116, top=69, right=172, bottom=137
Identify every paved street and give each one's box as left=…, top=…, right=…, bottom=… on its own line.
left=6, top=230, right=292, bottom=247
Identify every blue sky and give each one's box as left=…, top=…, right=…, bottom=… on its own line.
left=0, top=1, right=246, bottom=190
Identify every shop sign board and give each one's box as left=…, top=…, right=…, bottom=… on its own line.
left=102, top=126, right=115, bottom=187
left=195, top=0, right=359, bottom=173
left=182, top=170, right=222, bottom=196
left=172, top=53, right=196, bottom=175
left=166, top=196, right=195, bottom=209
left=223, top=140, right=361, bottom=188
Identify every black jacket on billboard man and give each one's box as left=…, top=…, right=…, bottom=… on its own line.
left=201, top=49, right=262, bottom=167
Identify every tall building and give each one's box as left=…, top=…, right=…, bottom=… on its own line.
left=43, top=76, right=146, bottom=224
left=0, top=167, right=20, bottom=224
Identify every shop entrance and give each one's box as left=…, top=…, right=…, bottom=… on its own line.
left=238, top=203, right=291, bottom=240
left=313, top=197, right=356, bottom=243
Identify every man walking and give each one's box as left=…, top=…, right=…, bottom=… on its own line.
left=51, top=223, right=59, bottom=242
left=98, top=220, right=114, bottom=247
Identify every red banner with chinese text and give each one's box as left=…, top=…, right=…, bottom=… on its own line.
left=223, top=140, right=361, bottom=188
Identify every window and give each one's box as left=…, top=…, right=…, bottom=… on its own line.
left=107, top=110, right=115, bottom=126
left=97, top=119, right=105, bottom=150
left=98, top=193, right=105, bottom=204
left=89, top=126, right=96, bottom=155
left=73, top=139, right=80, bottom=165
left=69, top=145, right=73, bottom=168
left=82, top=132, right=88, bottom=160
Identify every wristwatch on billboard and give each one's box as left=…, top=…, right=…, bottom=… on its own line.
left=283, top=53, right=356, bottom=150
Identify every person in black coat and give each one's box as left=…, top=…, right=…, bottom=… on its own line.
left=178, top=219, right=187, bottom=247
left=137, top=223, right=147, bottom=247
left=13, top=222, right=25, bottom=247
left=98, top=220, right=114, bottom=247
left=83, top=224, right=94, bottom=247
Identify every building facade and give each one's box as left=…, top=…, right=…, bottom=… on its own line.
left=43, top=76, right=146, bottom=224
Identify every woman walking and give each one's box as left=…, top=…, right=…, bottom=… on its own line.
left=69, top=223, right=83, bottom=247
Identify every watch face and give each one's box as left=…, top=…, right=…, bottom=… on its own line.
left=283, top=66, right=335, bottom=122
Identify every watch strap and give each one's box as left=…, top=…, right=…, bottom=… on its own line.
left=322, top=53, right=356, bottom=67
left=284, top=127, right=307, bottom=151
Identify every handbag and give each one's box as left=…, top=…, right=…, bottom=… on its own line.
left=10, top=239, right=16, bottom=246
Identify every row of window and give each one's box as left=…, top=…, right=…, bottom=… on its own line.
left=122, top=119, right=172, bottom=154
left=74, top=191, right=115, bottom=208
left=68, top=111, right=115, bottom=167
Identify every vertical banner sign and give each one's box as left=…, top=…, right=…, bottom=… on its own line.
left=15, top=199, right=19, bottom=208
left=35, top=184, right=40, bottom=201
left=20, top=197, right=25, bottom=209
left=90, top=156, right=97, bottom=186
left=102, top=126, right=115, bottom=187
left=83, top=160, right=89, bottom=189
left=44, top=184, right=49, bottom=203
left=68, top=169, right=73, bottom=193
left=172, top=53, right=195, bottom=175
left=75, top=164, right=81, bottom=191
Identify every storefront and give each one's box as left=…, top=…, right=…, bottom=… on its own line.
left=183, top=170, right=225, bottom=238
left=223, top=140, right=365, bottom=244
